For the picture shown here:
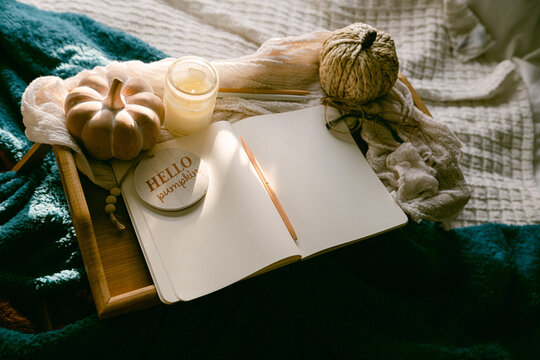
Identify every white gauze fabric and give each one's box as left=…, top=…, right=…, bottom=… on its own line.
left=358, top=80, right=470, bottom=227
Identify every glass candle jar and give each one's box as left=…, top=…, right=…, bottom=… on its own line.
left=163, top=56, right=219, bottom=136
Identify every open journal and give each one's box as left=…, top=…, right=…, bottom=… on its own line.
left=111, top=105, right=407, bottom=303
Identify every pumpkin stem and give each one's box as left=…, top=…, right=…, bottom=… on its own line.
left=361, top=30, right=377, bottom=49
left=104, top=78, right=125, bottom=110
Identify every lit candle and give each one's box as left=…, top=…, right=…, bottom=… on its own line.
left=163, top=56, right=219, bottom=135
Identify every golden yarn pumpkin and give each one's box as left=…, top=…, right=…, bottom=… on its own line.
left=319, top=22, right=399, bottom=105
left=64, top=71, right=164, bottom=161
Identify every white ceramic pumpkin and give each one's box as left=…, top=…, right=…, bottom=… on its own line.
left=64, top=70, right=164, bottom=160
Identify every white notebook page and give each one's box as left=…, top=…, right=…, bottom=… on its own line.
left=233, top=105, right=408, bottom=258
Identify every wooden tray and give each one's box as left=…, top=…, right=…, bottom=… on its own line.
left=51, top=73, right=428, bottom=320
left=53, top=145, right=161, bottom=319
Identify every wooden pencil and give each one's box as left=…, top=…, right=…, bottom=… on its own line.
left=240, top=137, right=298, bottom=241
left=218, top=88, right=310, bottom=102
left=219, top=88, right=310, bottom=95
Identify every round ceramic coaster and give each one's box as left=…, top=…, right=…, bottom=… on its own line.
left=133, top=148, right=210, bottom=211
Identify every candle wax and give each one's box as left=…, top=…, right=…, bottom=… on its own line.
left=177, top=78, right=211, bottom=93
left=164, top=78, right=216, bottom=135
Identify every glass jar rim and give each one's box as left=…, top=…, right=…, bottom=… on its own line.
left=166, top=56, right=219, bottom=96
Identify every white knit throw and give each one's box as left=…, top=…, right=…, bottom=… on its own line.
left=19, top=0, right=540, bottom=228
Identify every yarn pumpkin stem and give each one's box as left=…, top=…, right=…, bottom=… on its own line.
left=361, top=30, right=377, bottom=48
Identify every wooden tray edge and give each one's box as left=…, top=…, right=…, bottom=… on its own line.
left=101, top=285, right=160, bottom=319
left=53, top=145, right=159, bottom=319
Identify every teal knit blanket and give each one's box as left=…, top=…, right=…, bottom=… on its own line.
left=1, top=1, right=540, bottom=359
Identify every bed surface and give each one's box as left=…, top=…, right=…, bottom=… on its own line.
left=1, top=0, right=540, bottom=359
